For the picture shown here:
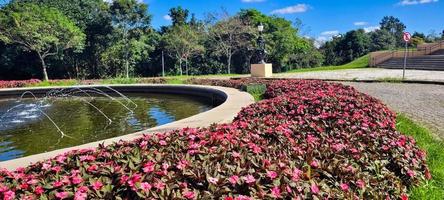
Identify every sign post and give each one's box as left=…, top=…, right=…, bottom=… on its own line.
left=402, top=32, right=411, bottom=80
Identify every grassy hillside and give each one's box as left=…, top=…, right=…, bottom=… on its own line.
left=286, top=54, right=369, bottom=73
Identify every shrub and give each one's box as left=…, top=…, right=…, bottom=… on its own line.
left=0, top=79, right=430, bottom=199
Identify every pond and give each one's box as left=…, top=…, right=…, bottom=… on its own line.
left=0, top=93, right=213, bottom=161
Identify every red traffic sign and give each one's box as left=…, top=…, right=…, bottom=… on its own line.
left=403, top=32, right=411, bottom=42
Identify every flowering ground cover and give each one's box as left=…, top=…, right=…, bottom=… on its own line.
left=0, top=79, right=431, bottom=199
left=0, top=78, right=167, bottom=89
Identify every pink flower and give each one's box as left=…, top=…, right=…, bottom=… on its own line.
left=143, top=161, right=156, bottom=173
left=92, top=181, right=103, bottom=191
left=243, top=175, right=256, bottom=184
left=56, top=155, right=67, bottom=163
left=74, top=191, right=87, bottom=200
left=340, top=183, right=349, bottom=192
left=35, top=186, right=44, bottom=195
left=407, top=169, right=415, bottom=177
left=154, top=180, right=166, bottom=190
left=52, top=166, right=62, bottom=173
left=72, top=176, right=83, bottom=185
left=176, top=159, right=189, bottom=170
left=42, top=163, right=51, bottom=170
left=141, top=182, right=152, bottom=191
left=229, top=175, right=239, bottom=185
left=266, top=171, right=278, bottom=180
left=232, top=151, right=241, bottom=158
left=271, top=186, right=281, bottom=198
left=310, top=160, right=319, bottom=168
left=292, top=168, right=303, bottom=181
left=87, top=165, right=98, bottom=172
left=208, top=177, right=219, bottom=185
left=128, top=174, right=142, bottom=187
left=55, top=191, right=69, bottom=199
left=182, top=190, right=196, bottom=199
left=139, top=140, right=148, bottom=148
left=3, top=190, right=15, bottom=200
left=235, top=195, right=252, bottom=200
left=159, top=140, right=167, bottom=146
left=53, top=181, right=63, bottom=188
left=356, top=179, right=365, bottom=189
left=310, top=183, right=319, bottom=194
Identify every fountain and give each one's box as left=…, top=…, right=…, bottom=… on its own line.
left=0, top=86, right=214, bottom=161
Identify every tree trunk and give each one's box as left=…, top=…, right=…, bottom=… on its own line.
left=227, top=54, right=232, bottom=74
left=185, top=57, right=189, bottom=76
left=38, top=53, right=49, bottom=81
left=179, top=59, right=183, bottom=76
left=125, top=59, right=129, bottom=78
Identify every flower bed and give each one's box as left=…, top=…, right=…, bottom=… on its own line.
left=0, top=79, right=430, bottom=199
left=0, top=79, right=41, bottom=89
left=0, top=78, right=167, bottom=89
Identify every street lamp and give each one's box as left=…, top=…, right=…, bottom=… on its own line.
left=250, top=22, right=272, bottom=77
left=257, top=23, right=266, bottom=64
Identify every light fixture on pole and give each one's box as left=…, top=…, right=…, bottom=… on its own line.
left=250, top=22, right=272, bottom=78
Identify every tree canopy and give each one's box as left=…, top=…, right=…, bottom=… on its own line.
left=0, top=3, right=85, bottom=80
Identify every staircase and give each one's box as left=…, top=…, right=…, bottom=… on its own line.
left=378, top=54, right=444, bottom=71
left=370, top=40, right=444, bottom=71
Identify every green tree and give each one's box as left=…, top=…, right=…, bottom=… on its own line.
left=0, top=3, right=85, bottom=81
left=370, top=29, right=397, bottom=51
left=169, top=6, right=189, bottom=26
left=208, top=11, right=255, bottom=74
left=379, top=16, right=406, bottom=47
left=16, top=0, right=113, bottom=78
left=101, top=31, right=158, bottom=77
left=163, top=25, right=204, bottom=76
left=108, top=0, right=152, bottom=78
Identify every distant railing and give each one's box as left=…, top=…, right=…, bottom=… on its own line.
left=370, top=40, right=444, bottom=67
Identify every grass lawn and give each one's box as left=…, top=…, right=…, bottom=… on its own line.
left=284, top=54, right=369, bottom=73
left=397, top=114, right=444, bottom=199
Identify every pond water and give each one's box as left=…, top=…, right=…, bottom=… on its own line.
left=0, top=93, right=213, bottom=161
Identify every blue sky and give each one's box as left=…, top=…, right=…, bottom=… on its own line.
left=145, top=0, right=444, bottom=42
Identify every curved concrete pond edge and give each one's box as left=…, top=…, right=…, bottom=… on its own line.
left=0, top=84, right=255, bottom=170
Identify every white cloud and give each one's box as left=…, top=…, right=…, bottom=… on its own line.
left=241, top=0, right=266, bottom=3
left=399, top=0, right=438, bottom=6
left=314, top=36, right=328, bottom=48
left=363, top=26, right=380, bottom=33
left=321, top=30, right=339, bottom=36
left=354, top=21, right=368, bottom=26
left=271, top=4, right=309, bottom=14
left=163, top=15, right=172, bottom=21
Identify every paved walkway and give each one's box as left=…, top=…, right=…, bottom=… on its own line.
left=342, top=82, right=444, bottom=139
left=277, top=68, right=444, bottom=83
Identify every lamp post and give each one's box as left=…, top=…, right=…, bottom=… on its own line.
left=257, top=23, right=266, bottom=64
left=250, top=22, right=272, bottom=77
